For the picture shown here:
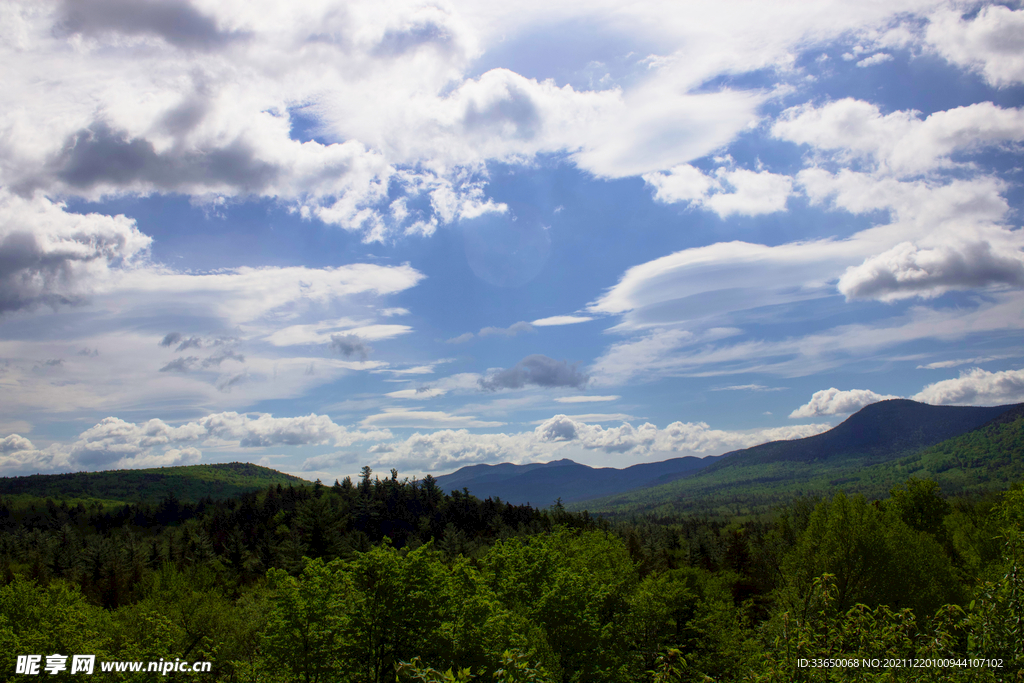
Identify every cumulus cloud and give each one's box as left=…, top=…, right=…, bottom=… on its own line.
left=773, top=99, right=1024, bottom=176
left=789, top=388, right=901, bottom=418
left=0, top=434, right=34, bottom=453
left=479, top=354, right=589, bottom=391
left=926, top=5, right=1024, bottom=87
left=0, top=192, right=151, bottom=313
left=19, top=410, right=390, bottom=473
left=838, top=240, right=1024, bottom=301
left=913, top=368, right=1024, bottom=406
left=644, top=165, right=794, bottom=217
left=856, top=52, right=893, bottom=67
left=533, top=414, right=831, bottom=455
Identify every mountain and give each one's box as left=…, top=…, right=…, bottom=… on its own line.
left=437, top=399, right=1020, bottom=513
left=0, top=462, right=309, bottom=504
left=870, top=403, right=1024, bottom=494
left=434, top=454, right=725, bottom=506
left=575, top=399, right=1022, bottom=517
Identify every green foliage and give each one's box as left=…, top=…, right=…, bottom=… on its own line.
left=264, top=558, right=353, bottom=683
left=0, top=577, right=109, bottom=681
left=2, top=471, right=1023, bottom=682
left=782, top=492, right=961, bottom=618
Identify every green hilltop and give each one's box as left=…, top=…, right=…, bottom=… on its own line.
left=0, top=462, right=309, bottom=505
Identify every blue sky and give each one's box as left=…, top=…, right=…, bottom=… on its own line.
left=1, top=0, right=1023, bottom=481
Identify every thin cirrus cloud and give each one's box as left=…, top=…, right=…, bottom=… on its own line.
left=554, top=395, right=620, bottom=403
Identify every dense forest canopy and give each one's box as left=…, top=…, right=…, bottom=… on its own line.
left=1, top=465, right=1023, bottom=682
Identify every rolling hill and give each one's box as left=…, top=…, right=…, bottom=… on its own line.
left=0, top=462, right=309, bottom=504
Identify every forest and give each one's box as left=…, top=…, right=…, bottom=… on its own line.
left=1, top=466, right=1022, bottom=682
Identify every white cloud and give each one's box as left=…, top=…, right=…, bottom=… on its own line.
left=554, top=395, right=620, bottom=403
left=267, top=321, right=413, bottom=347
left=916, top=356, right=1003, bottom=370
left=372, top=429, right=542, bottom=471
left=926, top=5, right=1024, bottom=87
left=0, top=410, right=390, bottom=474
left=774, top=99, right=1024, bottom=176
left=360, top=408, right=504, bottom=428
left=789, top=387, right=901, bottom=418
left=0, top=191, right=151, bottom=313
left=445, top=332, right=475, bottom=344
left=383, top=372, right=482, bottom=399
left=532, top=414, right=830, bottom=455
left=712, top=384, right=784, bottom=392
left=856, top=52, right=893, bottom=67
left=0, top=434, right=34, bottom=453
left=531, top=315, right=594, bottom=326
left=838, top=239, right=1024, bottom=301
left=587, top=239, right=850, bottom=331
left=478, top=321, right=535, bottom=338
left=0, top=194, right=425, bottom=414
left=0, top=0, right=975, bottom=242
left=913, top=368, right=1024, bottom=406
left=644, top=165, right=794, bottom=218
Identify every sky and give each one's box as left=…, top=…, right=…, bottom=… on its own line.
left=1, top=0, right=1023, bottom=483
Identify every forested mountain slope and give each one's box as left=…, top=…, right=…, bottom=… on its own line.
left=573, top=400, right=1021, bottom=516
left=0, top=462, right=308, bottom=504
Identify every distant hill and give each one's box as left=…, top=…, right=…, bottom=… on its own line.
left=439, top=400, right=1018, bottom=510
left=0, top=462, right=309, bottom=504
left=575, top=399, right=1021, bottom=517
left=434, top=454, right=725, bottom=506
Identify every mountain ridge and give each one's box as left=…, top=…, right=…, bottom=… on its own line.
left=437, top=400, right=1021, bottom=509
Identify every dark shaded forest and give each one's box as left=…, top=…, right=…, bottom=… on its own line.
left=1, top=467, right=1022, bottom=681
